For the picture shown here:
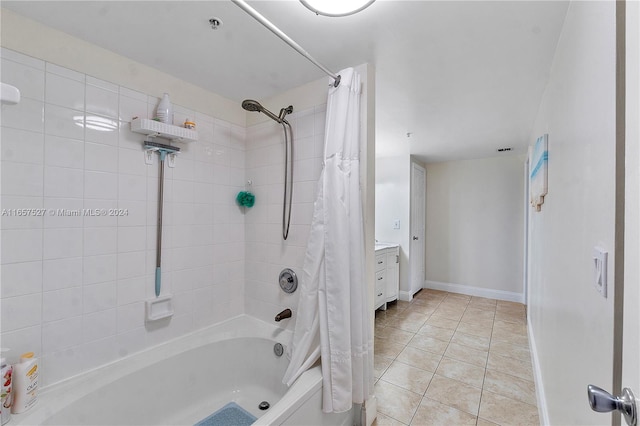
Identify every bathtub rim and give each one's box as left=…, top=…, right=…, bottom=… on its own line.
left=12, top=314, right=316, bottom=425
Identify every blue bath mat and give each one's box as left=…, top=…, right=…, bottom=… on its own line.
left=195, top=402, right=257, bottom=426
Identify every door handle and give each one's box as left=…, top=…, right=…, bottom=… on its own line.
left=412, top=236, right=418, bottom=240
left=587, top=385, right=637, bottom=426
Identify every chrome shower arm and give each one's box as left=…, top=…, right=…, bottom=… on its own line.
left=231, top=0, right=341, bottom=87
left=261, top=108, right=281, bottom=123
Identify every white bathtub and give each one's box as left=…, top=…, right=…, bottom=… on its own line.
left=11, top=315, right=354, bottom=426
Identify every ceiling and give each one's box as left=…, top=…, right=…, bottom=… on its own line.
left=2, top=0, right=569, bottom=163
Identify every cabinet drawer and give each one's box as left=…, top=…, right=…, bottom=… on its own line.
left=375, top=270, right=386, bottom=296
left=375, top=254, right=386, bottom=272
left=375, top=271, right=387, bottom=295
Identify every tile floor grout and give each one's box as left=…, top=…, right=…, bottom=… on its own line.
left=405, top=295, right=469, bottom=425
left=475, top=302, right=494, bottom=424
left=373, top=289, right=539, bottom=426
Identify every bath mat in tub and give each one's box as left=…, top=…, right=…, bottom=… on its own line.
left=194, top=402, right=257, bottom=426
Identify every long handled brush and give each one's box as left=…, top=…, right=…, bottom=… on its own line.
left=145, top=141, right=180, bottom=297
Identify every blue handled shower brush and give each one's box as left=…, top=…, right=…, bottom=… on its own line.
left=145, top=140, right=180, bottom=297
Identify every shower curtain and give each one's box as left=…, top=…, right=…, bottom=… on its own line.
left=282, top=67, right=374, bottom=413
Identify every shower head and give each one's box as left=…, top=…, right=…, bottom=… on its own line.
left=241, top=98, right=295, bottom=240
left=242, top=99, right=263, bottom=113
left=242, top=99, right=290, bottom=123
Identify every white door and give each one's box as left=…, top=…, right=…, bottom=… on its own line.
left=409, top=162, right=426, bottom=297
left=588, top=5, right=639, bottom=425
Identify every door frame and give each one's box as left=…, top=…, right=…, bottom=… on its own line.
left=523, top=154, right=530, bottom=305
left=618, top=2, right=639, bottom=426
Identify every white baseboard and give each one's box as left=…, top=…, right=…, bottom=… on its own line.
left=424, top=280, right=525, bottom=303
left=527, top=313, right=550, bottom=425
left=362, top=395, right=377, bottom=426
left=398, top=291, right=414, bottom=302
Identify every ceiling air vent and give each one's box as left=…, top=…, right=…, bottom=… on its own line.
left=496, top=147, right=513, bottom=153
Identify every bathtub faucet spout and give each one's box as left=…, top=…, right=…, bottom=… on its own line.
left=275, top=308, right=292, bottom=322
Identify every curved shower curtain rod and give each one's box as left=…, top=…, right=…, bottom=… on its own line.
left=231, top=0, right=342, bottom=87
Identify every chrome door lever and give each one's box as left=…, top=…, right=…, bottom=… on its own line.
left=588, top=385, right=637, bottom=426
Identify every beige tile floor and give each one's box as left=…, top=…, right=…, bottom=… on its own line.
left=373, top=289, right=539, bottom=426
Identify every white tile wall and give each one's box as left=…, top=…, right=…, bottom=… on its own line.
left=1, top=128, right=44, bottom=165
left=1, top=162, right=44, bottom=196
left=0, top=57, right=45, bottom=101
left=244, top=105, right=326, bottom=330
left=1, top=97, right=44, bottom=134
left=1, top=46, right=325, bottom=388
left=1, top=48, right=245, bottom=386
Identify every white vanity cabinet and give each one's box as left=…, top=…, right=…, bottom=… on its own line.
left=374, top=254, right=386, bottom=310
left=385, top=248, right=399, bottom=303
left=374, top=244, right=400, bottom=310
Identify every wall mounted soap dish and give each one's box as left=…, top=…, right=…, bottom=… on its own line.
left=145, top=295, right=174, bottom=322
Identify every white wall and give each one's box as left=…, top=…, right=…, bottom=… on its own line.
left=527, top=2, right=616, bottom=424
left=424, top=156, right=524, bottom=300
left=0, top=47, right=246, bottom=386
left=375, top=155, right=410, bottom=294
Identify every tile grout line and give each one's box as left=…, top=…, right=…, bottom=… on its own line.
left=448, top=294, right=486, bottom=424
left=410, top=292, right=473, bottom=425
left=475, top=303, right=496, bottom=425
left=424, top=293, right=483, bottom=425
left=379, top=292, right=447, bottom=425
left=376, top=301, right=413, bottom=425
left=39, top=71, right=48, bottom=373
left=408, top=293, right=444, bottom=426
left=377, top=292, right=534, bottom=426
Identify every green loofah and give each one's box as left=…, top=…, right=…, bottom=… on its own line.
left=236, top=191, right=255, bottom=208
left=243, top=192, right=255, bottom=207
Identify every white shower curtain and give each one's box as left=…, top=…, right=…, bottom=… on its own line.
left=282, top=67, right=374, bottom=413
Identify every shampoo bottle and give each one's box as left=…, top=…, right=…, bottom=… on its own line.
left=0, top=358, right=12, bottom=425
left=11, top=352, right=38, bottom=414
left=156, top=93, right=173, bottom=125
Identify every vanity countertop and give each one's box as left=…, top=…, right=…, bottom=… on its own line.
left=375, top=242, right=399, bottom=251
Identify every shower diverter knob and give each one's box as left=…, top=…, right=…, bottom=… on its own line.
left=279, top=268, right=298, bottom=293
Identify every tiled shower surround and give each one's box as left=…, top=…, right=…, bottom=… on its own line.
left=0, top=47, right=327, bottom=386
left=244, top=105, right=326, bottom=326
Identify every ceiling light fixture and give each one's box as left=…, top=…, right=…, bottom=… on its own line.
left=300, top=0, right=376, bottom=17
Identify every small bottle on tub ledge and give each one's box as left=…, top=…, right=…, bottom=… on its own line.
left=11, top=352, right=38, bottom=414
left=1, top=357, right=12, bottom=425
